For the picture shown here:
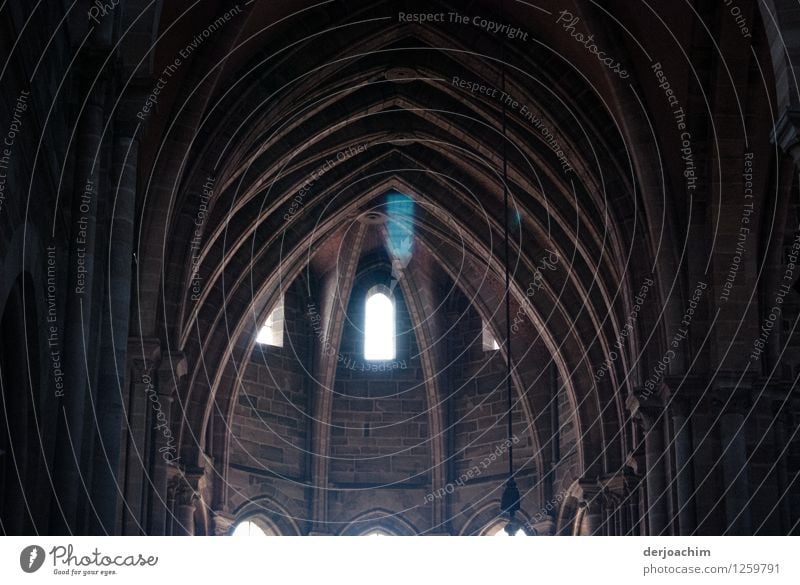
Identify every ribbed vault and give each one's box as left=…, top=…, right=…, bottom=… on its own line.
left=130, top=0, right=738, bottom=530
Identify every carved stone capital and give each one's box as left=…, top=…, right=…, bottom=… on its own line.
left=127, top=337, right=161, bottom=379
left=212, top=511, right=236, bottom=536
left=117, top=82, right=153, bottom=127
left=711, top=372, right=757, bottom=415
left=575, top=478, right=603, bottom=510
left=167, top=466, right=203, bottom=507
left=173, top=481, right=199, bottom=507
left=157, top=351, right=188, bottom=398
left=660, top=376, right=704, bottom=417
left=627, top=391, right=664, bottom=432
left=600, top=468, right=638, bottom=497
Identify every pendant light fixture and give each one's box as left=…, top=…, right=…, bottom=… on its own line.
left=498, top=1, right=522, bottom=536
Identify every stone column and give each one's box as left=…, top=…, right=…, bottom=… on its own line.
left=165, top=474, right=178, bottom=535
left=770, top=110, right=800, bottom=366
left=627, top=393, right=670, bottom=535
left=213, top=511, right=236, bottom=536
left=669, top=397, right=697, bottom=535
left=600, top=490, right=617, bottom=536
left=121, top=339, right=161, bottom=534
left=600, top=470, right=637, bottom=536
left=716, top=385, right=752, bottom=535
left=173, top=483, right=198, bottom=537
left=51, top=76, right=106, bottom=535
left=773, top=403, right=792, bottom=534
left=625, top=450, right=645, bottom=535
left=535, top=460, right=556, bottom=536
left=147, top=352, right=185, bottom=534
left=90, top=119, right=140, bottom=535
left=576, top=480, right=602, bottom=536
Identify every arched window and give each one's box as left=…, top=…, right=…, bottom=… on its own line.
left=493, top=526, right=527, bottom=537
left=482, top=319, right=500, bottom=351
left=256, top=295, right=284, bottom=347
left=231, top=519, right=273, bottom=536
left=364, top=286, right=395, bottom=360
left=485, top=520, right=527, bottom=536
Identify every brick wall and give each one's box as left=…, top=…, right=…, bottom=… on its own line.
left=443, top=293, right=539, bottom=531
left=229, top=279, right=312, bottom=479
left=329, top=275, right=431, bottom=486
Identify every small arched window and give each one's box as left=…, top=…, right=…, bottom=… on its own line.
left=364, top=286, right=395, bottom=361
left=231, top=518, right=279, bottom=536
left=231, top=520, right=268, bottom=536
left=493, top=526, right=527, bottom=536
left=482, top=319, right=500, bottom=351
left=256, top=295, right=284, bottom=347
left=485, top=520, right=527, bottom=536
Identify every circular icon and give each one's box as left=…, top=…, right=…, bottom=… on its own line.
left=20, top=545, right=45, bottom=573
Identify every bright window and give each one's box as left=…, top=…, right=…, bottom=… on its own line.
left=482, top=320, right=499, bottom=351
left=364, top=287, right=395, bottom=360
left=231, top=520, right=268, bottom=536
left=256, top=295, right=284, bottom=347
left=494, top=527, right=527, bottom=536
left=486, top=521, right=527, bottom=536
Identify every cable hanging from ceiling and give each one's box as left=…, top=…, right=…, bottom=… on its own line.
left=498, top=0, right=522, bottom=536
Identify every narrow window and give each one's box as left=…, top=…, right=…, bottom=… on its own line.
left=482, top=319, right=499, bottom=351
left=364, top=286, right=395, bottom=360
left=485, top=520, right=527, bottom=536
left=231, top=519, right=277, bottom=536
left=256, top=295, right=284, bottom=347
left=231, top=520, right=267, bottom=536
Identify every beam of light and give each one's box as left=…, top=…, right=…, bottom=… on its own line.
left=385, top=192, right=415, bottom=274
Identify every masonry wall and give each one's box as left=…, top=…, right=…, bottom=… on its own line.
left=440, top=292, right=539, bottom=533
left=229, top=279, right=312, bottom=480
left=329, top=275, right=431, bottom=487
left=552, top=370, right=581, bottom=504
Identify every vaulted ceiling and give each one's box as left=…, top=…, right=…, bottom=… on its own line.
left=121, top=0, right=777, bottom=513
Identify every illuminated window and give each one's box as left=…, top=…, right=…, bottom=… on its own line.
left=486, top=521, right=527, bottom=536
left=364, top=286, right=395, bottom=360
left=256, top=295, right=284, bottom=347
left=231, top=520, right=268, bottom=536
left=482, top=320, right=499, bottom=351
left=494, top=527, right=527, bottom=536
